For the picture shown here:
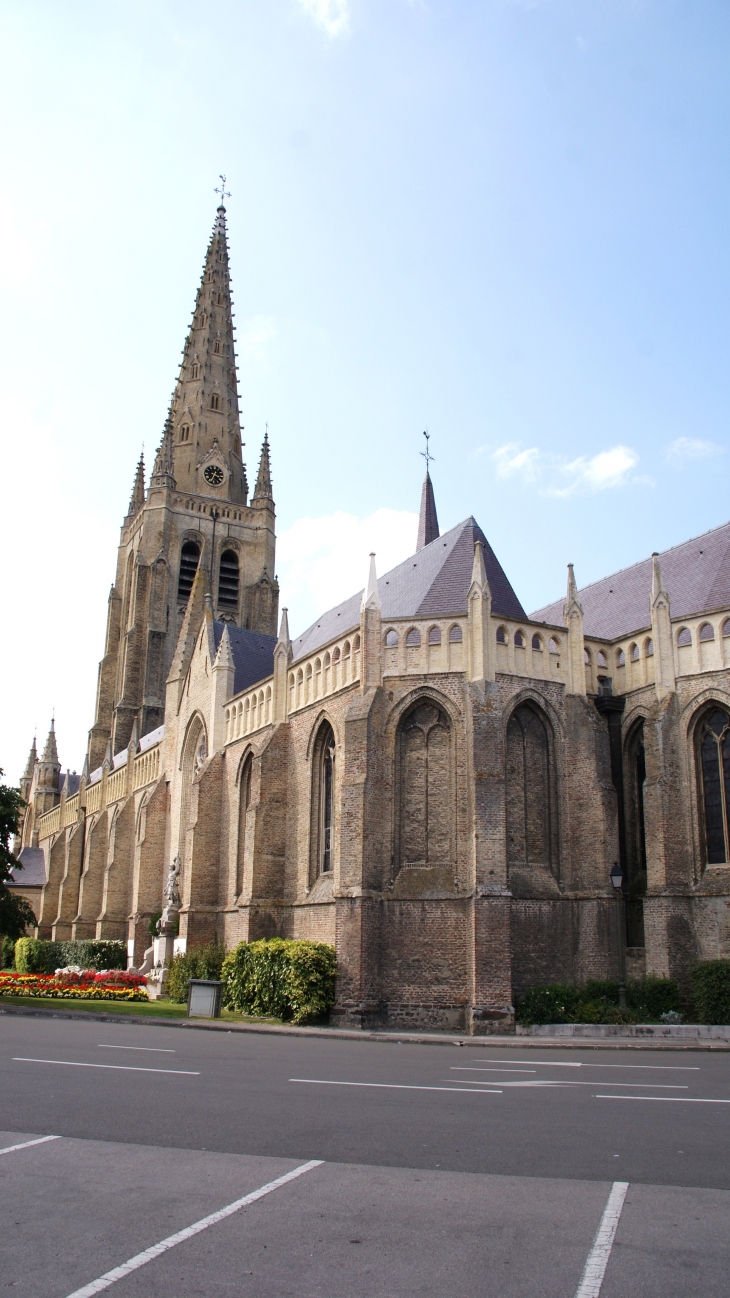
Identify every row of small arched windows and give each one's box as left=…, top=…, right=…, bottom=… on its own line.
left=677, top=620, right=730, bottom=647
left=497, top=627, right=562, bottom=654
left=384, top=625, right=463, bottom=648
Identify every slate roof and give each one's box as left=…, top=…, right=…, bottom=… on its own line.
left=10, top=847, right=46, bottom=888
left=531, top=520, right=730, bottom=641
left=213, top=622, right=277, bottom=694
left=292, top=517, right=526, bottom=662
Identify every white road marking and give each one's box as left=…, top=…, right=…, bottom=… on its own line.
left=0, top=1135, right=61, bottom=1156
left=290, top=1079, right=502, bottom=1094
left=448, top=1079, right=688, bottom=1089
left=596, top=1094, right=730, bottom=1103
left=451, top=1066, right=536, bottom=1074
left=13, top=1058, right=199, bottom=1075
left=98, top=1044, right=175, bottom=1053
left=573, top=1180, right=628, bottom=1298
left=474, top=1059, right=699, bottom=1071
left=472, top=1059, right=691, bottom=1069
left=62, top=1160, right=323, bottom=1298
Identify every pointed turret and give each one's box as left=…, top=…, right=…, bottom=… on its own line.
left=650, top=552, right=676, bottom=701
left=126, top=452, right=145, bottom=519
left=41, top=719, right=58, bottom=765
left=252, top=431, right=273, bottom=502
left=564, top=563, right=586, bottom=697
left=360, top=555, right=383, bottom=692
left=467, top=540, right=494, bottom=683
left=150, top=413, right=176, bottom=490
left=168, top=202, right=248, bottom=503
left=417, top=471, right=440, bottom=550
left=19, top=738, right=37, bottom=806
left=361, top=553, right=381, bottom=612
left=272, top=608, right=292, bottom=723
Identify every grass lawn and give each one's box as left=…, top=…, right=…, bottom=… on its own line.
left=0, top=995, right=282, bottom=1024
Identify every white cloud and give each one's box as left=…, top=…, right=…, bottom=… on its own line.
left=665, top=437, right=723, bottom=466
left=277, top=507, right=417, bottom=635
left=486, top=441, right=642, bottom=496
left=553, top=445, right=640, bottom=495
left=296, top=0, right=350, bottom=38
left=493, top=443, right=541, bottom=482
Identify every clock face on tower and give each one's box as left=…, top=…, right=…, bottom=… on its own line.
left=203, top=464, right=224, bottom=486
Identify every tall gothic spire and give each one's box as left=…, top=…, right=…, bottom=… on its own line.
left=126, top=452, right=145, bottom=519
left=41, top=718, right=58, bottom=764
left=22, top=737, right=37, bottom=780
left=168, top=202, right=247, bottom=503
left=417, top=471, right=440, bottom=550
left=253, top=430, right=273, bottom=502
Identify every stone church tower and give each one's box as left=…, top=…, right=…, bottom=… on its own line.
left=87, top=203, right=278, bottom=768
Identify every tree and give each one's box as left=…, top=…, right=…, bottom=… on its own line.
left=0, top=771, right=36, bottom=939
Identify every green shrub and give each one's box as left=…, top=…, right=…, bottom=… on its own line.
left=516, top=976, right=680, bottom=1025
left=222, top=938, right=336, bottom=1024
left=13, top=937, right=126, bottom=974
left=691, top=960, right=730, bottom=1025
left=59, top=940, right=126, bottom=971
left=166, top=943, right=226, bottom=1004
left=1, top=935, right=15, bottom=968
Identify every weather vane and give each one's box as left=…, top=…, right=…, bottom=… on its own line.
left=420, top=429, right=434, bottom=472
left=215, top=174, right=231, bottom=205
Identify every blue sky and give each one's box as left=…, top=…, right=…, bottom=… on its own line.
left=1, top=0, right=729, bottom=779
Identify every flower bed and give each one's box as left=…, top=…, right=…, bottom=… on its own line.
left=0, top=972, right=149, bottom=1002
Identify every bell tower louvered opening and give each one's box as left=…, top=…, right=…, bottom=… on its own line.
left=218, top=549, right=240, bottom=609
left=177, top=540, right=200, bottom=603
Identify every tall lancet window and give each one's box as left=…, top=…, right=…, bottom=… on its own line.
left=396, top=702, right=452, bottom=870
left=218, top=550, right=240, bottom=609
left=177, top=541, right=200, bottom=603
left=236, top=755, right=252, bottom=898
left=505, top=703, right=557, bottom=874
left=698, top=708, right=730, bottom=864
left=312, top=722, right=336, bottom=875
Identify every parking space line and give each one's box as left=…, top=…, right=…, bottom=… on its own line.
left=12, top=1058, right=199, bottom=1075
left=0, top=1135, right=60, bottom=1156
left=290, top=1079, right=502, bottom=1093
left=473, top=1060, right=699, bottom=1071
left=447, top=1079, right=688, bottom=1089
left=62, top=1160, right=323, bottom=1298
left=596, top=1094, right=730, bottom=1103
left=573, top=1181, right=628, bottom=1298
left=451, top=1066, right=536, bottom=1074
left=98, top=1045, right=175, bottom=1053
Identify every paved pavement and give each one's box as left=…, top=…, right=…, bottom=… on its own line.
left=1, top=1014, right=729, bottom=1296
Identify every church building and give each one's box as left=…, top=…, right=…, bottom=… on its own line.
left=16, top=202, right=730, bottom=1031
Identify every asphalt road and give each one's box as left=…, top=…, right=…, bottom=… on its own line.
left=2, top=1014, right=729, bottom=1296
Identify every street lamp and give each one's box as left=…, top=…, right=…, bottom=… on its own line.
left=610, top=861, right=627, bottom=1009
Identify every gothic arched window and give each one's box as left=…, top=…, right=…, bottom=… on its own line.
left=177, top=541, right=200, bottom=603
left=396, top=701, right=451, bottom=869
left=236, top=755, right=252, bottom=897
left=218, top=549, right=239, bottom=609
left=698, top=708, right=730, bottom=864
left=312, top=722, right=336, bottom=875
left=624, top=719, right=647, bottom=946
left=505, top=703, right=557, bottom=872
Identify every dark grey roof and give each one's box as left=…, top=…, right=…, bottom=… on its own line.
left=531, top=520, right=730, bottom=641
left=10, top=847, right=46, bottom=888
left=213, top=622, right=277, bottom=694
left=59, top=772, right=80, bottom=797
left=292, top=517, right=526, bottom=661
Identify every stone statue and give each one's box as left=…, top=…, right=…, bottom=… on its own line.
left=194, top=735, right=207, bottom=778
left=163, top=855, right=181, bottom=908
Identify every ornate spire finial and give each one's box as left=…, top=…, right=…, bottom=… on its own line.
left=361, top=553, right=381, bottom=612
left=127, top=451, right=146, bottom=518
left=214, top=174, right=231, bottom=207
left=417, top=430, right=440, bottom=550
left=253, top=427, right=273, bottom=501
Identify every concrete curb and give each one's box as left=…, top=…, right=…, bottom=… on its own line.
left=1, top=1002, right=729, bottom=1050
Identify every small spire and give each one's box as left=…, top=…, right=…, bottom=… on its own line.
left=564, top=562, right=583, bottom=618
left=23, top=737, right=38, bottom=780
left=651, top=552, right=667, bottom=604
left=470, top=539, right=489, bottom=592
left=150, top=413, right=176, bottom=488
left=80, top=755, right=89, bottom=783
left=41, top=719, right=58, bottom=765
left=127, top=452, right=145, bottom=518
left=417, top=432, right=440, bottom=550
left=102, top=738, right=113, bottom=771
left=253, top=428, right=273, bottom=501
left=128, top=716, right=139, bottom=756
left=214, top=624, right=234, bottom=671
left=361, top=553, right=381, bottom=612
left=277, top=606, right=291, bottom=650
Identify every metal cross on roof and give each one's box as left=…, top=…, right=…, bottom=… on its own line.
left=420, top=429, right=434, bottom=472
left=215, top=174, right=231, bottom=204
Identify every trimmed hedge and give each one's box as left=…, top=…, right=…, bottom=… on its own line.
left=166, top=943, right=226, bottom=1003
left=14, top=938, right=126, bottom=974
left=222, top=938, right=336, bottom=1024
left=516, top=977, right=680, bottom=1025
left=691, top=960, right=730, bottom=1025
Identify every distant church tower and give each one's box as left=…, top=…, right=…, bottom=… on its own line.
left=87, top=202, right=278, bottom=767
